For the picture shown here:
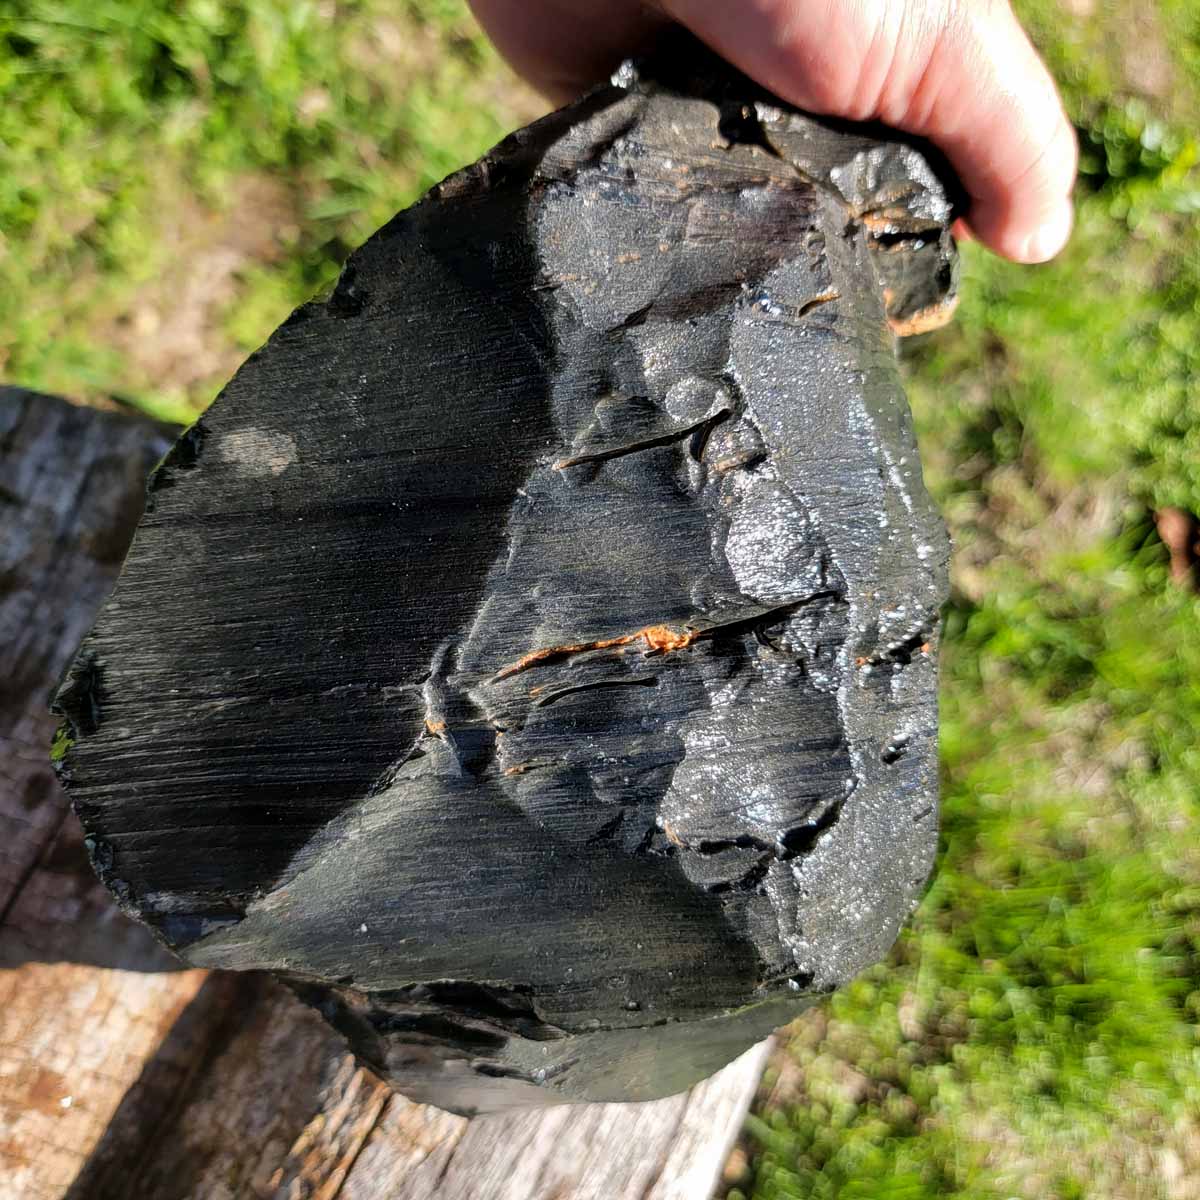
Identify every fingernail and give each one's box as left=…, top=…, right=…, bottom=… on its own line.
left=1021, top=206, right=1073, bottom=263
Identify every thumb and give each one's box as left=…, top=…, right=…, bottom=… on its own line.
left=901, top=0, right=1078, bottom=261
left=657, top=0, right=1077, bottom=263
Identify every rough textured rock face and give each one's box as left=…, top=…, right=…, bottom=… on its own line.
left=55, top=39, right=956, bottom=1114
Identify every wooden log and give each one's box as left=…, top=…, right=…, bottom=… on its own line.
left=0, top=388, right=770, bottom=1199
left=55, top=35, right=957, bottom=1112
left=339, top=1040, right=772, bottom=1200
left=0, top=393, right=331, bottom=1199
left=67, top=974, right=767, bottom=1200
left=0, top=388, right=171, bottom=915
left=62, top=972, right=378, bottom=1200
left=3, top=821, right=769, bottom=1200
left=0, top=387, right=195, bottom=1198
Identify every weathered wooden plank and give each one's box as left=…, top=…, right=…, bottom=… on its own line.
left=64, top=974, right=371, bottom=1200
left=0, top=386, right=770, bottom=1200
left=0, top=389, right=183, bottom=1200
left=58, top=971, right=249, bottom=1200
left=5, top=857, right=766, bottom=1200
left=0, top=387, right=171, bottom=915
left=339, top=1040, right=772, bottom=1200
left=0, top=817, right=211, bottom=1199
left=57, top=34, right=955, bottom=1114
left=65, top=966, right=765, bottom=1200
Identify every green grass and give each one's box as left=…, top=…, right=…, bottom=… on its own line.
left=0, top=0, right=535, bottom=421
left=4, top=3, right=1200, bottom=1196
left=732, top=3, right=1200, bottom=1196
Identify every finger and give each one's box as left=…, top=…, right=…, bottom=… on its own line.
left=472, top=0, right=1077, bottom=262
left=653, top=0, right=1076, bottom=262
left=917, top=1, right=1077, bottom=262
left=468, top=0, right=667, bottom=103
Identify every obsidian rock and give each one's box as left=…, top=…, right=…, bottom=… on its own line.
left=55, top=37, right=956, bottom=1114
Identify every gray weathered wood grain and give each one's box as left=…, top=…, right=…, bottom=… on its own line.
left=0, top=388, right=193, bottom=1200
left=0, top=388, right=170, bottom=915
left=0, top=387, right=770, bottom=1200
left=340, top=1041, right=772, bottom=1200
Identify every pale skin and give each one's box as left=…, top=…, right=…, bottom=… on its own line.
left=469, top=0, right=1077, bottom=263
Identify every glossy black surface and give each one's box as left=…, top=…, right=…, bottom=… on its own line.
left=57, top=37, right=955, bottom=1112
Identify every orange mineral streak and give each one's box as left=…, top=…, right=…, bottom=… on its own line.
left=493, top=624, right=697, bottom=682
left=639, top=624, right=695, bottom=653
left=860, top=207, right=916, bottom=232
left=887, top=292, right=960, bottom=337
left=424, top=719, right=447, bottom=734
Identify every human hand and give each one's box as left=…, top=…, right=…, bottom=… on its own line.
left=469, top=0, right=1076, bottom=263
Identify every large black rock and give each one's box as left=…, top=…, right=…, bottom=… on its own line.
left=55, top=37, right=956, bottom=1114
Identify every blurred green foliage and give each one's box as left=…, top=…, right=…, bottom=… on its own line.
left=0, top=0, right=523, bottom=420
left=736, top=2, right=1200, bottom=1196
left=3, top=1, right=1200, bottom=1195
